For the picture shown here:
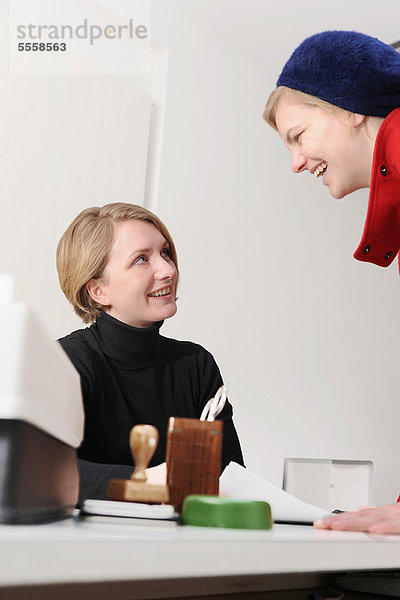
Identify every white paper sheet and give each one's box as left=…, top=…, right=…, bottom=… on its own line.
left=220, top=462, right=330, bottom=523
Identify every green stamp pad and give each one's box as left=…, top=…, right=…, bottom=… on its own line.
left=181, top=495, right=273, bottom=530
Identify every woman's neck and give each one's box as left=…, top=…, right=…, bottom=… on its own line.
left=364, top=116, right=385, bottom=188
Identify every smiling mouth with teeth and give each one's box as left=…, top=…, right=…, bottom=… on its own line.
left=148, top=286, right=171, bottom=298
left=314, top=162, right=328, bottom=178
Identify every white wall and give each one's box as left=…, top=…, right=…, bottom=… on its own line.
left=152, top=1, right=400, bottom=505
left=0, top=6, right=152, bottom=339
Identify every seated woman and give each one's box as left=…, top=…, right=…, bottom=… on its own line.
left=56, top=202, right=244, bottom=503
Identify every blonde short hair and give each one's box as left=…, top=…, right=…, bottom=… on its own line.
left=262, top=86, right=353, bottom=130
left=56, top=202, right=179, bottom=324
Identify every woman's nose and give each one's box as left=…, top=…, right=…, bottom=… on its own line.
left=155, top=257, right=176, bottom=279
left=291, top=149, right=307, bottom=173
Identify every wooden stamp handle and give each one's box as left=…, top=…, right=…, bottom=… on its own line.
left=130, top=425, right=159, bottom=483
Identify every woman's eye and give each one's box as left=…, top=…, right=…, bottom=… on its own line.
left=134, top=255, right=147, bottom=265
left=294, top=132, right=303, bottom=143
left=161, top=248, right=171, bottom=258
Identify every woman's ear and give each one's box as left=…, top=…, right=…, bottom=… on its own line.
left=86, top=279, right=110, bottom=307
left=353, top=113, right=366, bottom=127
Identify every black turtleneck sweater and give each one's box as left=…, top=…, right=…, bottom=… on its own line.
left=58, top=313, right=244, bottom=503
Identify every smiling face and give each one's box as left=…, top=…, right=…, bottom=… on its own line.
left=275, top=98, right=375, bottom=199
left=86, top=219, right=177, bottom=327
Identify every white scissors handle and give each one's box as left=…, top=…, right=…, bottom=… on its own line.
left=200, top=385, right=228, bottom=422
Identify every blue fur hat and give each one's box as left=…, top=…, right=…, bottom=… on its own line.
left=277, top=31, right=400, bottom=117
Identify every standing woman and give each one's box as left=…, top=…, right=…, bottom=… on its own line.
left=56, top=203, right=244, bottom=504
left=263, top=31, right=400, bottom=533
left=264, top=30, right=400, bottom=269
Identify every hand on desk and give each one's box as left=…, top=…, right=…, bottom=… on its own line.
left=314, top=503, right=400, bottom=534
left=145, top=462, right=167, bottom=486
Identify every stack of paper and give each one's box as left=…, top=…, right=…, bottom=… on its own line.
left=220, top=462, right=330, bottom=524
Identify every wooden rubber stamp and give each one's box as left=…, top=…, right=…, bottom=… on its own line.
left=166, top=417, right=222, bottom=513
left=107, top=424, right=169, bottom=504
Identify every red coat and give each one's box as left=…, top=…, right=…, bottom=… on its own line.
left=354, top=108, right=400, bottom=268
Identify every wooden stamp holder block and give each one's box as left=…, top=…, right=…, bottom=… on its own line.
left=166, top=417, right=222, bottom=513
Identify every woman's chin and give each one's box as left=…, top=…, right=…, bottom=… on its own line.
left=330, top=189, right=345, bottom=200
left=158, top=302, right=178, bottom=321
left=328, top=183, right=349, bottom=200
left=328, top=179, right=366, bottom=200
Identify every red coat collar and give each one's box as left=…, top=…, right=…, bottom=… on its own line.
left=353, top=108, right=400, bottom=268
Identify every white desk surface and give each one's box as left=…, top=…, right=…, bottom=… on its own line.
left=0, top=513, right=400, bottom=588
